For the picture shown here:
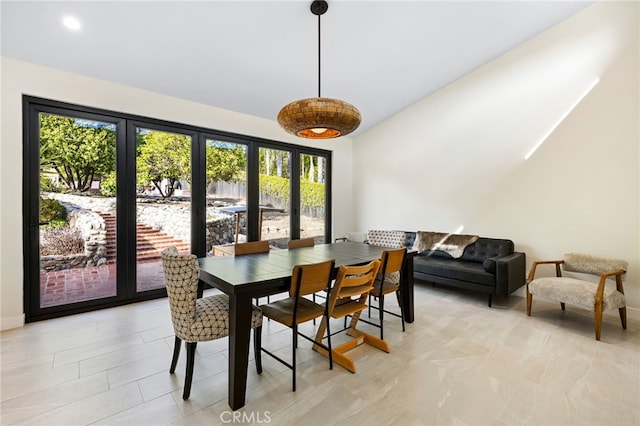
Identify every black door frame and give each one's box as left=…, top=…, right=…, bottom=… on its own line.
left=22, top=96, right=332, bottom=322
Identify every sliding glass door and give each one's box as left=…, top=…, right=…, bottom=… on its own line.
left=259, top=147, right=291, bottom=248
left=299, top=153, right=327, bottom=244
left=23, top=97, right=332, bottom=321
left=134, top=127, right=193, bottom=292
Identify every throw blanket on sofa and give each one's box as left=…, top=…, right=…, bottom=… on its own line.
left=413, top=231, right=479, bottom=258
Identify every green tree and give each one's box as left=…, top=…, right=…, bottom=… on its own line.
left=136, top=131, right=191, bottom=198
left=206, top=141, right=246, bottom=183
left=39, top=114, right=116, bottom=192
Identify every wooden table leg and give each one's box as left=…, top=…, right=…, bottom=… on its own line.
left=228, top=293, right=252, bottom=410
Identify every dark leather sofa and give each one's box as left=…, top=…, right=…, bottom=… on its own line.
left=404, top=232, right=526, bottom=307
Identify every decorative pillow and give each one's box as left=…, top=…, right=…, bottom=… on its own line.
left=483, top=257, right=497, bottom=273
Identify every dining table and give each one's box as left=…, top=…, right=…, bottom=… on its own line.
left=197, top=241, right=415, bottom=410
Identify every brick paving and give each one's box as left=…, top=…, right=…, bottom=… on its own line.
left=39, top=260, right=168, bottom=308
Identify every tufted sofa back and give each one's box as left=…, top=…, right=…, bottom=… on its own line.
left=405, top=231, right=513, bottom=263
left=460, top=238, right=514, bottom=262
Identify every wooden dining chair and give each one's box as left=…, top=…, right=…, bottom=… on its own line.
left=365, top=247, right=407, bottom=340
left=259, top=259, right=335, bottom=391
left=161, top=247, right=263, bottom=400
left=234, top=240, right=271, bottom=304
left=234, top=240, right=270, bottom=256
left=287, top=237, right=315, bottom=249
left=313, top=259, right=383, bottom=373
left=288, top=238, right=320, bottom=310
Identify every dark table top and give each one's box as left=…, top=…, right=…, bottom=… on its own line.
left=198, top=242, right=398, bottom=297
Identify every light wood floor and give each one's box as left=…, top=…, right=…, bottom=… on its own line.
left=2, top=283, right=639, bottom=425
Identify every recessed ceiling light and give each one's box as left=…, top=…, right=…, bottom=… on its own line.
left=63, top=16, right=81, bottom=31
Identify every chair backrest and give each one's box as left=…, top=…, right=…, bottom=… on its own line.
left=378, top=247, right=406, bottom=285
left=330, top=259, right=381, bottom=303
left=290, top=259, right=335, bottom=298
left=367, top=230, right=406, bottom=248
left=234, top=240, right=270, bottom=256
left=288, top=238, right=315, bottom=249
left=563, top=253, right=628, bottom=280
left=161, top=247, right=200, bottom=337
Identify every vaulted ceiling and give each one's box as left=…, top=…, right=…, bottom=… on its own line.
left=1, top=1, right=593, bottom=136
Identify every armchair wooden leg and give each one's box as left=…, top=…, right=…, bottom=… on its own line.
left=183, top=342, right=197, bottom=400
left=526, top=291, right=532, bottom=316
left=254, top=326, right=263, bottom=374
left=619, top=307, right=627, bottom=330
left=170, top=336, right=181, bottom=374
left=594, top=302, right=603, bottom=341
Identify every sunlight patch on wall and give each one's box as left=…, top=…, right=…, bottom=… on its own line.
left=524, top=77, right=600, bottom=160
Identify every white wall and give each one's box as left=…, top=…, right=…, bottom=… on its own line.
left=353, top=1, right=640, bottom=316
left=0, top=58, right=355, bottom=329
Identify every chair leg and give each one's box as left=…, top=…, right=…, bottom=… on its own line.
left=292, top=324, right=297, bottom=392
left=325, top=314, right=333, bottom=370
left=487, top=294, right=492, bottom=307
left=619, top=307, right=627, bottom=330
left=526, top=291, right=532, bottom=316
left=560, top=302, right=566, bottom=311
left=170, top=336, right=181, bottom=374
left=378, top=294, right=385, bottom=340
left=183, top=342, right=197, bottom=400
left=254, top=326, right=263, bottom=374
left=395, top=290, right=405, bottom=332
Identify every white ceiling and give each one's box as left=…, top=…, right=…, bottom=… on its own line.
left=1, top=1, right=593, bottom=137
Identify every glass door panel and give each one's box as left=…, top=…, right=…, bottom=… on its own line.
left=38, top=113, right=117, bottom=307
left=299, top=153, right=327, bottom=244
left=135, top=127, right=192, bottom=292
left=259, top=147, right=291, bottom=248
left=204, top=139, right=248, bottom=253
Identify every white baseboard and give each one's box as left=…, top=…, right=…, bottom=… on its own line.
left=1, top=313, right=25, bottom=331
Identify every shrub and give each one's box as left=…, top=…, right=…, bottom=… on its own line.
left=40, top=226, right=85, bottom=256
left=100, top=171, right=116, bottom=197
left=40, top=198, right=67, bottom=224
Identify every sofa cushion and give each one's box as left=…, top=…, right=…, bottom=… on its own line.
left=414, top=256, right=495, bottom=286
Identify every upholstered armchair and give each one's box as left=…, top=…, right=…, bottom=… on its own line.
left=526, top=252, right=627, bottom=341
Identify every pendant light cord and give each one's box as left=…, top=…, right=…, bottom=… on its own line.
left=317, top=12, right=321, bottom=98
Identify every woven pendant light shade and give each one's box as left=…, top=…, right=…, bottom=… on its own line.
left=277, top=97, right=361, bottom=139
left=277, top=1, right=361, bottom=139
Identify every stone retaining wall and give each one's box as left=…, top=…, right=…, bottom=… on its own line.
left=42, top=193, right=236, bottom=261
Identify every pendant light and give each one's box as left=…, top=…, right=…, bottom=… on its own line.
left=277, top=0, right=361, bottom=139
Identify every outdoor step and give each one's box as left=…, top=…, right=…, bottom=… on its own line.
left=96, top=211, right=190, bottom=263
